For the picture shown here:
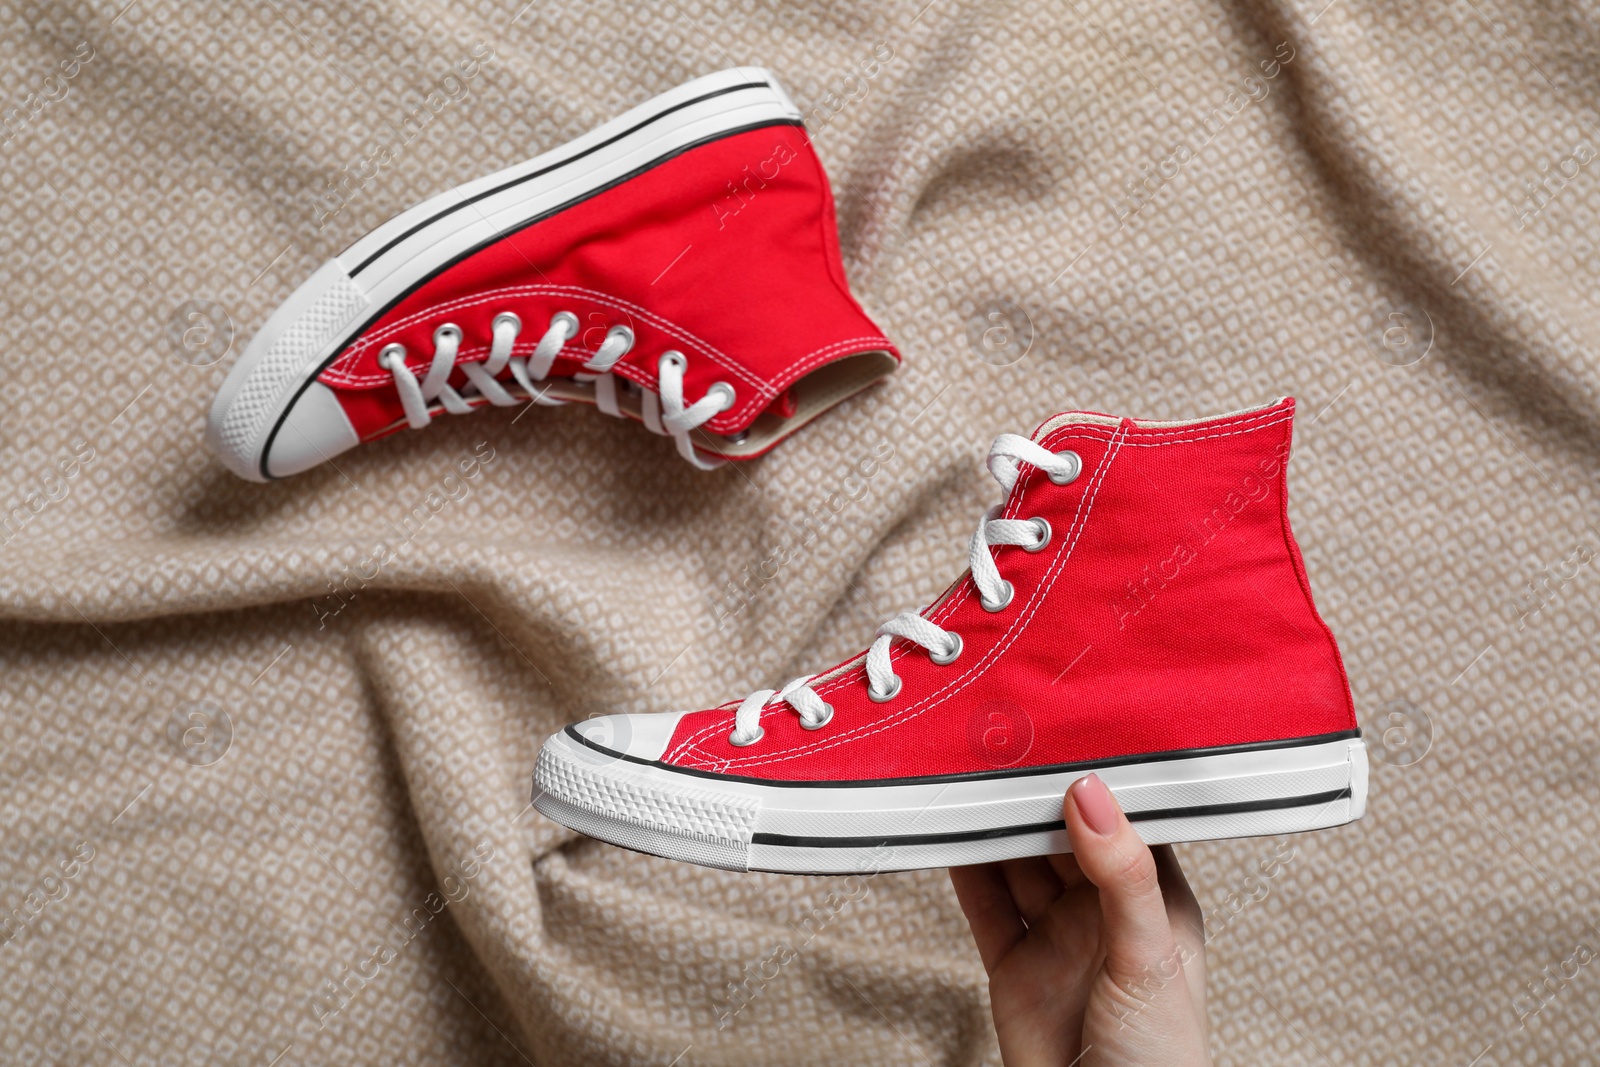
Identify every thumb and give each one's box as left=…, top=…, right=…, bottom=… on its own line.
left=1064, top=773, right=1185, bottom=987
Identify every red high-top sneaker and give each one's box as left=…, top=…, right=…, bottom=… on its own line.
left=533, top=398, right=1366, bottom=874
left=207, top=68, right=898, bottom=481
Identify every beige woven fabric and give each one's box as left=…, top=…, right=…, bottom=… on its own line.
left=3, top=0, right=1598, bottom=1064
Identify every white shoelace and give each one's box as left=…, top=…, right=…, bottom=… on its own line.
left=378, top=311, right=737, bottom=470
left=726, top=433, right=1083, bottom=746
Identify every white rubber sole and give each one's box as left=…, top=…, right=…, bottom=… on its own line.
left=532, top=728, right=1368, bottom=875
left=207, top=67, right=801, bottom=481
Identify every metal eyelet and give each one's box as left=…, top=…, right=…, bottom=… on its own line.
left=708, top=381, right=736, bottom=409
left=800, top=703, right=835, bottom=730
left=492, top=311, right=521, bottom=333
left=867, top=675, right=902, bottom=703
left=378, top=343, right=407, bottom=369
left=982, top=580, right=1015, bottom=613
left=723, top=430, right=751, bottom=445
left=728, top=725, right=765, bottom=747
left=1049, top=450, right=1082, bottom=485
left=661, top=350, right=687, bottom=372
left=929, top=633, right=963, bottom=666
left=433, top=323, right=462, bottom=346
left=550, top=311, right=579, bottom=335
left=1024, top=517, right=1052, bottom=553
left=607, top=324, right=635, bottom=346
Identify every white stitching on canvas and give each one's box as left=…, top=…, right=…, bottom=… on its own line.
left=670, top=422, right=1128, bottom=768
left=318, top=283, right=891, bottom=425
left=668, top=406, right=1295, bottom=771
left=712, top=428, right=1125, bottom=770
left=324, top=285, right=762, bottom=388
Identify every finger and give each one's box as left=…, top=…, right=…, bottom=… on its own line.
left=997, top=854, right=1065, bottom=925
left=1151, top=845, right=1204, bottom=944
left=1045, top=847, right=1088, bottom=889
left=1152, top=845, right=1208, bottom=1030
left=1063, top=773, right=1182, bottom=985
left=948, top=864, right=1026, bottom=974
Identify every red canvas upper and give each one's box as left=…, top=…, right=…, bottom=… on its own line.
left=660, top=398, right=1355, bottom=781
left=319, top=124, right=895, bottom=446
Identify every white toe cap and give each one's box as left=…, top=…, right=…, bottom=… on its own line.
left=265, top=381, right=360, bottom=478
left=570, top=711, right=690, bottom=762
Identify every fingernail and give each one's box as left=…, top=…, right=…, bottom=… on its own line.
left=1072, top=773, right=1120, bottom=836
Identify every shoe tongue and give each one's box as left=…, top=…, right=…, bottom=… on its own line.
left=1030, top=409, right=1120, bottom=442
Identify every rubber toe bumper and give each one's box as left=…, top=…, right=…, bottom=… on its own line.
left=206, top=260, right=370, bottom=481
left=568, top=712, right=688, bottom=762
left=264, top=382, right=360, bottom=478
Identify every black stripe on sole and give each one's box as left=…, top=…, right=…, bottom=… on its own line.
left=563, top=726, right=1362, bottom=788
left=748, top=788, right=1354, bottom=849
left=348, top=79, right=774, bottom=276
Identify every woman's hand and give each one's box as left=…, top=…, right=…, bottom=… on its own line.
left=949, top=773, right=1211, bottom=1067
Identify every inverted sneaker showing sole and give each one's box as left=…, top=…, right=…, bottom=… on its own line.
left=532, top=398, right=1367, bottom=874
left=207, top=67, right=898, bottom=481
